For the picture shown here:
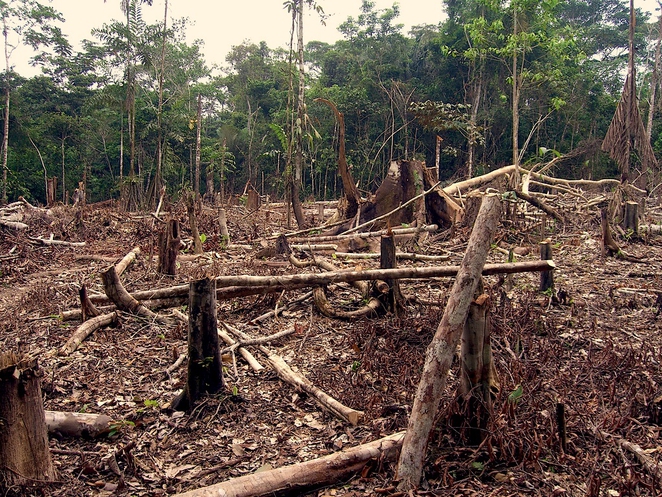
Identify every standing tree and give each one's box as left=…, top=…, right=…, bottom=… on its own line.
left=1, top=0, right=68, bottom=204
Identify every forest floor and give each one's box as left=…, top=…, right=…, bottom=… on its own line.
left=1, top=192, right=662, bottom=497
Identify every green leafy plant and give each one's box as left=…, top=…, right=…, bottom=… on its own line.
left=108, top=420, right=135, bottom=438
left=199, top=233, right=207, bottom=244
left=508, top=384, right=523, bottom=405
left=143, top=399, right=159, bottom=409
left=351, top=360, right=361, bottom=372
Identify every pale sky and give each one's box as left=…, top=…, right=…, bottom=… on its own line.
left=8, top=0, right=662, bottom=77
left=9, top=0, right=446, bottom=76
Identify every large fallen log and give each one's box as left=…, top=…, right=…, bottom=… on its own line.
left=173, top=431, right=405, bottom=497
left=212, top=260, right=555, bottom=289
left=85, top=260, right=553, bottom=308
left=289, top=224, right=438, bottom=244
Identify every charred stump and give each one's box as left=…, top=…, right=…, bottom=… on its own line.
left=158, top=219, right=181, bottom=276
left=172, top=278, right=224, bottom=411
left=0, top=354, right=56, bottom=488
left=379, top=231, right=404, bottom=314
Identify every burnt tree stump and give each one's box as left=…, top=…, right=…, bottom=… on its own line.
left=172, top=278, right=224, bottom=411
left=0, top=354, right=56, bottom=487
left=158, top=219, right=181, bottom=275
left=379, top=232, right=403, bottom=313
left=539, top=239, right=554, bottom=292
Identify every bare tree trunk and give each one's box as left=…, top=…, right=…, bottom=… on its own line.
left=155, top=0, right=168, bottom=195
left=647, top=7, right=662, bottom=140
left=2, top=21, right=10, bottom=205
left=0, top=354, right=56, bottom=486
left=396, top=195, right=502, bottom=490
left=195, top=93, right=202, bottom=196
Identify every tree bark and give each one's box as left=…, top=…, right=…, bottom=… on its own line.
left=0, top=354, right=56, bottom=486
left=101, top=266, right=159, bottom=320
left=172, top=432, right=404, bottom=497
left=380, top=232, right=403, bottom=313
left=172, top=278, right=224, bottom=411
left=396, top=194, right=501, bottom=490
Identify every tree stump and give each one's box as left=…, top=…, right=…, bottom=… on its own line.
left=218, top=208, right=230, bottom=246
left=0, top=354, right=56, bottom=487
left=158, top=219, right=181, bottom=275
left=624, top=201, right=639, bottom=234
left=539, top=239, right=554, bottom=292
left=172, top=278, right=224, bottom=411
left=458, top=285, right=499, bottom=446
left=379, top=232, right=403, bottom=313
left=186, top=193, right=203, bottom=255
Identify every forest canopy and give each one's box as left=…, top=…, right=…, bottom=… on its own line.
left=0, top=0, right=658, bottom=206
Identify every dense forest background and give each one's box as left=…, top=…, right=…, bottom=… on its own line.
left=1, top=0, right=660, bottom=207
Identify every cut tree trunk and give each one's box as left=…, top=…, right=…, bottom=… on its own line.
left=186, top=192, right=203, bottom=255
left=379, top=231, right=404, bottom=313
left=0, top=354, right=56, bottom=487
left=539, top=239, right=554, bottom=292
left=158, top=219, right=181, bottom=275
left=172, top=431, right=404, bottom=497
left=172, top=278, right=224, bottom=411
left=458, top=288, right=499, bottom=446
left=115, top=246, right=140, bottom=277
left=396, top=194, right=502, bottom=491
left=79, top=284, right=100, bottom=322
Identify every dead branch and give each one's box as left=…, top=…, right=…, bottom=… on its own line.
left=172, top=431, right=404, bottom=497
left=115, top=246, right=140, bottom=277
left=59, top=312, right=119, bottom=356
left=515, top=190, right=566, bottom=223
left=220, top=327, right=296, bottom=355
left=289, top=224, right=438, bottom=244
left=223, top=323, right=363, bottom=425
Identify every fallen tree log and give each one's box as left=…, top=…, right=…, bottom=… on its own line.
left=173, top=431, right=405, bottom=497
left=59, top=311, right=119, bottom=356
left=213, top=260, right=555, bottom=289
left=224, top=324, right=363, bottom=425
left=289, top=225, right=438, bottom=244
left=101, top=266, right=163, bottom=322
left=44, top=410, right=113, bottom=438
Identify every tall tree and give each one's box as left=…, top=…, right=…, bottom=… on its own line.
left=1, top=0, right=68, bottom=204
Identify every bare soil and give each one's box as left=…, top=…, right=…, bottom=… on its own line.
left=1, top=196, right=662, bottom=497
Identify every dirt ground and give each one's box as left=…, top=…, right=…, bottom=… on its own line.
left=1, top=193, right=662, bottom=497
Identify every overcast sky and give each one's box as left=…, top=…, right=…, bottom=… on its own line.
left=8, top=0, right=662, bottom=77
left=9, top=0, right=446, bottom=76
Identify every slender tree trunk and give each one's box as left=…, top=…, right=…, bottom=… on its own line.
left=290, top=0, right=306, bottom=228
left=396, top=195, right=502, bottom=491
left=647, top=6, right=662, bottom=140
left=195, top=93, right=202, bottom=196
left=155, top=0, right=168, bottom=194
left=512, top=2, right=520, bottom=176
left=2, top=20, right=10, bottom=205
left=61, top=139, right=66, bottom=204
